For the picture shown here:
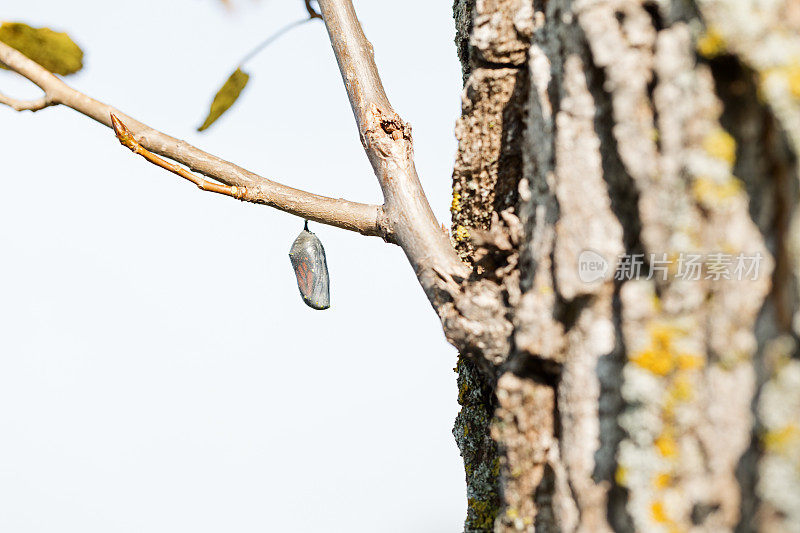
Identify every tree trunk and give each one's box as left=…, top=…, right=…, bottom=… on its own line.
left=450, top=0, right=800, bottom=531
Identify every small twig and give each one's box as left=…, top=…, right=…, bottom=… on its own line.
left=305, top=0, right=322, bottom=20
left=238, top=17, right=314, bottom=66
left=0, top=91, right=54, bottom=112
left=111, top=114, right=246, bottom=200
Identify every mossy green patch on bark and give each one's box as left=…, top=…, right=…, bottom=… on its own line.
left=453, top=0, right=477, bottom=84
left=453, top=356, right=501, bottom=532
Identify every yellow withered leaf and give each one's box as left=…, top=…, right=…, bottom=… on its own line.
left=198, top=68, right=250, bottom=132
left=0, top=22, right=83, bottom=75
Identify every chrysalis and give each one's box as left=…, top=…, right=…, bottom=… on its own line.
left=289, top=221, right=330, bottom=310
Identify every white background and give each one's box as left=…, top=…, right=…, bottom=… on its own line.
left=0, top=1, right=465, bottom=531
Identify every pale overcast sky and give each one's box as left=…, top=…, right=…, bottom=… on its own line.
left=0, top=1, right=466, bottom=531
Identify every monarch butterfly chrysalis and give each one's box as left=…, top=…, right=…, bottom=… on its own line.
left=289, top=221, right=330, bottom=310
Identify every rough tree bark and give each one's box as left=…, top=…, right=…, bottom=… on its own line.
left=451, top=0, right=800, bottom=531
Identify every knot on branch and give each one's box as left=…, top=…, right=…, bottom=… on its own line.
left=375, top=205, right=396, bottom=243
left=379, top=116, right=411, bottom=142
left=361, top=104, right=412, bottom=158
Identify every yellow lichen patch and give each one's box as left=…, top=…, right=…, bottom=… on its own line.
left=615, top=465, right=628, bottom=486
left=454, top=225, right=470, bottom=242
left=703, top=128, right=737, bottom=165
left=631, top=324, right=685, bottom=376
left=622, top=317, right=711, bottom=531
left=692, top=176, right=743, bottom=207
left=668, top=374, right=694, bottom=402
left=655, top=432, right=678, bottom=458
left=632, top=348, right=675, bottom=376
left=651, top=500, right=670, bottom=523
left=458, top=380, right=470, bottom=404
left=651, top=128, right=660, bottom=142
left=676, top=353, right=704, bottom=371
left=505, top=507, right=519, bottom=519
left=654, top=472, right=672, bottom=489
left=697, top=27, right=726, bottom=58
left=451, top=191, right=461, bottom=213
left=761, top=61, right=800, bottom=101
left=763, top=423, right=800, bottom=454
left=491, top=458, right=501, bottom=477
left=664, top=373, right=698, bottom=416
left=788, top=63, right=800, bottom=100
left=467, top=498, right=498, bottom=530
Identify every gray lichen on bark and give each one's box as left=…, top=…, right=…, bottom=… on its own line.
left=451, top=0, right=800, bottom=531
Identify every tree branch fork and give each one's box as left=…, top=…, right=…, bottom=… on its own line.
left=0, top=0, right=481, bottom=332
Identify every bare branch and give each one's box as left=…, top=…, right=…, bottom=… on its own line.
left=0, top=91, right=53, bottom=111
left=0, top=41, right=386, bottom=238
left=316, top=0, right=469, bottom=294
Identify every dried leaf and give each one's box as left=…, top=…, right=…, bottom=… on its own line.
left=0, top=22, right=83, bottom=75
left=198, top=68, right=250, bottom=132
